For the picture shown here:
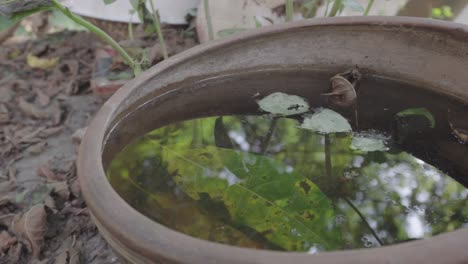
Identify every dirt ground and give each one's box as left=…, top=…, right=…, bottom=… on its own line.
left=0, top=26, right=197, bottom=264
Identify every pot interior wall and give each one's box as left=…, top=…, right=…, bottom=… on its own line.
left=102, top=67, right=468, bottom=187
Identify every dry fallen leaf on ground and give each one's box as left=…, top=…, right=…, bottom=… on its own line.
left=0, top=103, right=10, bottom=124
left=27, top=54, right=59, bottom=70
left=48, top=181, right=71, bottom=201
left=71, top=127, right=87, bottom=145
left=0, top=230, right=17, bottom=256
left=4, top=241, right=23, bottom=263
left=37, top=163, right=65, bottom=181
left=18, top=97, right=50, bottom=119
left=54, top=242, right=81, bottom=264
left=11, top=204, right=47, bottom=258
left=26, top=141, right=48, bottom=155
left=36, top=88, right=51, bottom=107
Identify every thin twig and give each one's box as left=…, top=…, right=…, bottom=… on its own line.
left=204, top=0, right=214, bottom=41
left=344, top=197, right=384, bottom=246
left=364, top=0, right=375, bottom=16
left=148, top=0, right=168, bottom=60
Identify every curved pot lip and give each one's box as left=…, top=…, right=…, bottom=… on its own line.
left=78, top=16, right=468, bottom=264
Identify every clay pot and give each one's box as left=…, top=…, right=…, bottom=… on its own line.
left=78, top=17, right=468, bottom=264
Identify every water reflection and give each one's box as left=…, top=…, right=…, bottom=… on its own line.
left=107, top=115, right=468, bottom=252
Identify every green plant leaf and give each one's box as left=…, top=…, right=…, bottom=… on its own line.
left=396, top=108, right=435, bottom=128
left=164, top=145, right=341, bottom=251
left=300, top=108, right=352, bottom=134
left=48, top=9, right=87, bottom=31
left=103, top=0, right=116, bottom=4
left=257, top=92, right=309, bottom=116
left=351, top=133, right=387, bottom=152
left=0, top=4, right=53, bottom=32
left=217, top=27, right=247, bottom=38
left=0, top=14, right=17, bottom=31
left=341, top=0, right=364, bottom=12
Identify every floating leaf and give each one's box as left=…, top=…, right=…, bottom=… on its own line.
left=11, top=204, right=47, bottom=258
left=396, top=108, right=435, bottom=128
left=300, top=108, right=351, bottom=134
left=342, top=0, right=364, bottom=12
left=163, top=145, right=341, bottom=251
left=257, top=92, right=309, bottom=116
left=26, top=54, right=59, bottom=70
left=351, top=133, right=388, bottom=152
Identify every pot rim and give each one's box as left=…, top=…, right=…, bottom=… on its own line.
left=78, top=16, right=468, bottom=264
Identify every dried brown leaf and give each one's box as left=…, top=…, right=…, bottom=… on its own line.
left=36, top=88, right=50, bottom=107
left=54, top=239, right=81, bottom=264
left=71, top=127, right=87, bottom=145
left=18, top=97, right=49, bottom=119
left=39, top=126, right=64, bottom=138
left=5, top=240, right=22, bottom=263
left=69, top=244, right=81, bottom=264
left=0, top=103, right=10, bottom=124
left=55, top=250, right=68, bottom=264
left=0, top=230, right=17, bottom=255
left=0, top=179, right=16, bottom=195
left=37, top=163, right=65, bottom=181
left=26, top=141, right=48, bottom=155
left=11, top=204, right=47, bottom=258
left=43, top=195, right=57, bottom=212
left=14, top=127, right=45, bottom=148
left=69, top=179, right=81, bottom=198
left=0, top=84, right=15, bottom=103
left=48, top=181, right=70, bottom=200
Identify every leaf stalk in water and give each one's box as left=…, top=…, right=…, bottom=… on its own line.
left=344, top=197, right=384, bottom=246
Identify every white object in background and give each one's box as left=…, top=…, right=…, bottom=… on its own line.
left=61, top=0, right=199, bottom=24
left=197, top=0, right=285, bottom=43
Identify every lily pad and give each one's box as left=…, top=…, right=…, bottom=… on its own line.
left=351, top=133, right=388, bottom=152
left=300, top=108, right=352, bottom=134
left=396, top=108, right=435, bottom=128
left=257, top=92, right=309, bottom=116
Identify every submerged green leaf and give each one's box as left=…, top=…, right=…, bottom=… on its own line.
left=257, top=92, right=309, bottom=116
left=164, top=146, right=341, bottom=251
left=300, top=108, right=351, bottom=134
left=351, top=133, right=388, bottom=152
left=396, top=108, right=435, bottom=128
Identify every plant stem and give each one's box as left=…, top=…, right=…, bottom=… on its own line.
left=261, top=118, right=278, bottom=154
left=364, top=0, right=375, bottom=16
left=324, top=0, right=330, bottom=16
left=148, top=0, right=168, bottom=60
left=128, top=20, right=134, bottom=40
left=50, top=0, right=140, bottom=75
left=328, top=0, right=342, bottom=17
left=204, top=0, right=214, bottom=41
left=323, top=134, right=335, bottom=196
left=285, top=0, right=294, bottom=22
left=344, top=197, right=384, bottom=246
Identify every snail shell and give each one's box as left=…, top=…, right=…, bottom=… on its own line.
left=322, top=75, right=357, bottom=108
